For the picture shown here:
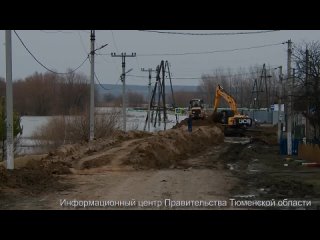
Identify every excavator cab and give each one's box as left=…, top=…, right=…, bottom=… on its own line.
left=220, top=110, right=234, bottom=124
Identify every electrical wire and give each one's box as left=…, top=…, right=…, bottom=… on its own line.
left=108, top=31, right=122, bottom=75
left=88, top=54, right=123, bottom=91
left=134, top=56, right=142, bottom=72
left=127, top=74, right=201, bottom=80
left=87, top=54, right=111, bottom=91
left=14, top=30, right=89, bottom=75
left=138, top=42, right=285, bottom=56
left=110, top=30, right=119, bottom=53
left=77, top=31, right=89, bottom=55
left=128, top=66, right=282, bottom=80
left=96, top=42, right=285, bottom=57
left=138, top=30, right=280, bottom=36
left=39, top=30, right=73, bottom=34
left=94, top=72, right=112, bottom=91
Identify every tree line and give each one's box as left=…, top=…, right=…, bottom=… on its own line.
left=0, top=70, right=90, bottom=116
left=197, top=66, right=280, bottom=109
left=293, top=41, right=320, bottom=140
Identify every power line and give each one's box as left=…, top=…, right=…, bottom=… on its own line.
left=108, top=31, right=122, bottom=75
left=94, top=72, right=112, bottom=91
left=95, top=74, right=124, bottom=91
left=97, top=53, right=113, bottom=63
left=14, top=30, right=89, bottom=75
left=110, top=30, right=119, bottom=53
left=39, top=30, right=73, bottom=34
left=138, top=42, right=285, bottom=56
left=127, top=74, right=202, bottom=80
left=138, top=30, right=280, bottom=36
left=79, top=30, right=91, bottom=33
left=87, top=54, right=111, bottom=91
left=128, top=66, right=282, bottom=80
left=97, top=42, right=285, bottom=57
left=134, top=56, right=142, bottom=72
left=77, top=31, right=89, bottom=55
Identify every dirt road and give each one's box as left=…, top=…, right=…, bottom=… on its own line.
left=1, top=144, right=236, bottom=210
left=1, top=124, right=320, bottom=210
left=1, top=125, right=239, bottom=210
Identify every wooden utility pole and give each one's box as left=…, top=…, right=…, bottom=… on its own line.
left=141, top=68, right=156, bottom=132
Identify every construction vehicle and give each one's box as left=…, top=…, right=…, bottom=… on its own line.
left=188, top=99, right=205, bottom=120
left=213, top=84, right=252, bottom=129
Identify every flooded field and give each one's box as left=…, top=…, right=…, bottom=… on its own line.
left=18, top=108, right=185, bottom=155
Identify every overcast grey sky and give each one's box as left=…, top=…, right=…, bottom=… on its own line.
left=1, top=30, right=320, bottom=86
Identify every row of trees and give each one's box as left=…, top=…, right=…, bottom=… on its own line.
left=102, top=91, right=203, bottom=108
left=0, top=70, right=90, bottom=116
left=197, top=66, right=280, bottom=109
left=100, top=91, right=145, bottom=107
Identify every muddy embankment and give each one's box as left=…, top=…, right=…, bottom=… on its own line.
left=0, top=121, right=224, bottom=195
left=125, top=125, right=224, bottom=169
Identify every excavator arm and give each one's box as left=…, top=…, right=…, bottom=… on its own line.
left=212, top=84, right=252, bottom=129
left=213, top=84, right=239, bottom=115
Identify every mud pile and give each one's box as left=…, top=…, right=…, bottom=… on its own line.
left=52, top=130, right=152, bottom=160
left=173, top=115, right=218, bottom=129
left=0, top=124, right=222, bottom=192
left=0, top=159, right=72, bottom=194
left=125, top=125, right=224, bottom=169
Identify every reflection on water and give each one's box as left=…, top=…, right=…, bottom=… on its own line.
left=18, top=108, right=186, bottom=155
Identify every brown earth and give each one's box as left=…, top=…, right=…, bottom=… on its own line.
left=1, top=118, right=320, bottom=210
left=0, top=123, right=231, bottom=209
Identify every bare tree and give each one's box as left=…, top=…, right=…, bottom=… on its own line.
left=293, top=41, right=320, bottom=140
left=12, top=71, right=90, bottom=116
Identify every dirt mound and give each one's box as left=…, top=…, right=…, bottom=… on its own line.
left=115, top=130, right=152, bottom=141
left=173, top=114, right=218, bottom=129
left=80, top=157, right=112, bottom=169
left=0, top=158, right=72, bottom=194
left=125, top=125, right=224, bottom=169
left=50, top=130, right=152, bottom=161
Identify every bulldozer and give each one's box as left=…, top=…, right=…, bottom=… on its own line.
left=212, top=85, right=252, bottom=130
left=188, top=99, right=206, bottom=120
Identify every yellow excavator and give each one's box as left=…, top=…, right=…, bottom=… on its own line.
left=213, top=84, right=252, bottom=129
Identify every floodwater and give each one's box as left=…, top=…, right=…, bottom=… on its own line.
left=17, top=108, right=186, bottom=155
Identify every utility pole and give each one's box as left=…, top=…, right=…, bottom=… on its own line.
left=293, top=68, right=296, bottom=137
left=141, top=68, right=156, bottom=132
left=111, top=53, right=136, bottom=132
left=5, top=30, right=13, bottom=169
left=264, top=64, right=268, bottom=108
left=277, top=66, right=283, bottom=144
left=305, top=48, right=310, bottom=140
left=287, top=39, right=293, bottom=155
left=161, top=62, right=166, bottom=130
left=89, top=30, right=95, bottom=141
